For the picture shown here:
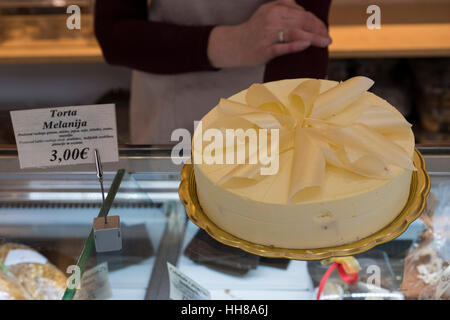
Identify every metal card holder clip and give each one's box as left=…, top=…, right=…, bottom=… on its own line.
left=93, top=149, right=122, bottom=253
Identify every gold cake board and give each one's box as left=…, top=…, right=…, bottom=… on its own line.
left=178, top=149, right=430, bottom=261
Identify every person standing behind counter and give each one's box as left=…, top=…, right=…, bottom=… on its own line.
left=95, top=0, right=332, bottom=145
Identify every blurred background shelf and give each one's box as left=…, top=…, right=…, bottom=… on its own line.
left=1, top=0, right=450, bottom=63
left=329, top=23, right=450, bottom=59
left=1, top=23, right=449, bottom=64
left=0, top=0, right=448, bottom=146
left=0, top=39, right=102, bottom=64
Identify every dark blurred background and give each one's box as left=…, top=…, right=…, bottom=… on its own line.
left=0, top=0, right=449, bottom=146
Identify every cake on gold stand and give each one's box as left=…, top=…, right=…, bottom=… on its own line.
left=179, top=149, right=430, bottom=261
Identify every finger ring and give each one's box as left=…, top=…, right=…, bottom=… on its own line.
left=278, top=30, right=285, bottom=43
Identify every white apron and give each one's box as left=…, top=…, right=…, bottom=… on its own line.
left=130, top=0, right=269, bottom=144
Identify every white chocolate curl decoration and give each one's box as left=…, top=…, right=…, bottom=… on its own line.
left=213, top=77, right=415, bottom=201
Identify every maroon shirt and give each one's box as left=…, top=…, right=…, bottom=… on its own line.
left=94, top=0, right=331, bottom=82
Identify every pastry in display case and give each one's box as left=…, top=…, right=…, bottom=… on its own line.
left=0, top=243, right=67, bottom=300
left=184, top=229, right=290, bottom=276
left=0, top=268, right=28, bottom=300
left=308, top=250, right=403, bottom=300
left=401, top=186, right=450, bottom=300
left=184, top=229, right=259, bottom=276
left=192, top=76, right=416, bottom=250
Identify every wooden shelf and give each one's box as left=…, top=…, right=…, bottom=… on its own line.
left=0, top=23, right=449, bottom=64
left=329, top=23, right=450, bottom=58
left=0, top=38, right=102, bottom=64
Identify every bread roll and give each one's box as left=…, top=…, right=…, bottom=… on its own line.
left=0, top=243, right=67, bottom=300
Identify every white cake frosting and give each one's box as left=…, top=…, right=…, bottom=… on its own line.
left=192, top=77, right=415, bottom=249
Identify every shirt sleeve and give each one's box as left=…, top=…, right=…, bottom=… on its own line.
left=263, top=0, right=332, bottom=82
left=94, top=0, right=218, bottom=74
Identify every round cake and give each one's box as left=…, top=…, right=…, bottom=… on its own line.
left=192, top=77, right=415, bottom=249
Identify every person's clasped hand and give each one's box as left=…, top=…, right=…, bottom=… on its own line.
left=208, top=0, right=332, bottom=68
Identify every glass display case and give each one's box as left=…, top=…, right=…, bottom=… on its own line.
left=0, top=146, right=448, bottom=300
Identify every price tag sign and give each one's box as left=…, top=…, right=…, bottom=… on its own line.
left=10, top=104, right=119, bottom=169
left=74, top=262, right=112, bottom=300
left=167, top=262, right=211, bottom=300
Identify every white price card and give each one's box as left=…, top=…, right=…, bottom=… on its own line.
left=167, top=262, right=211, bottom=300
left=74, top=262, right=112, bottom=300
left=10, top=104, right=119, bottom=169
left=436, top=265, right=450, bottom=299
